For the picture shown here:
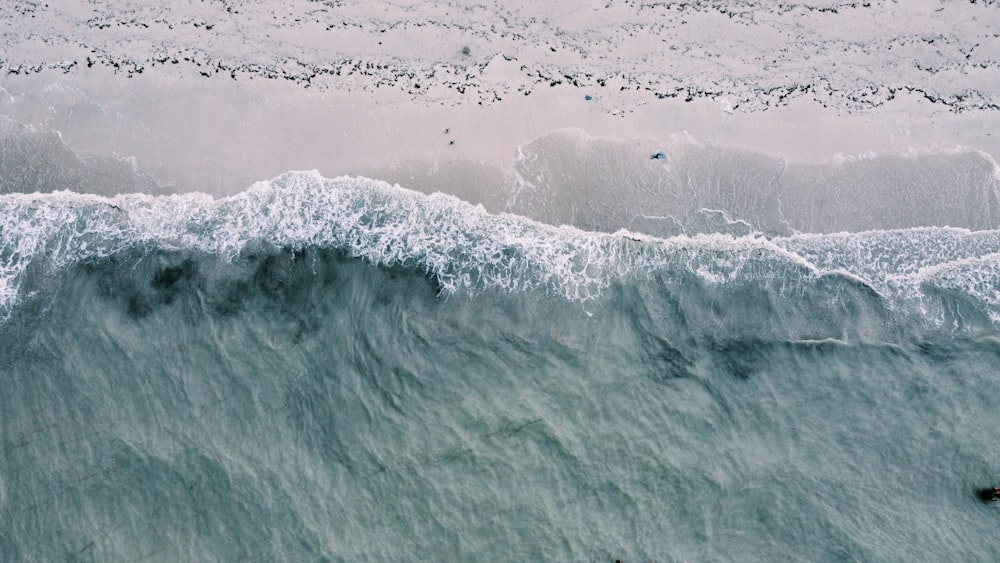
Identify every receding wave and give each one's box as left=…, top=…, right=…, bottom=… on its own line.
left=508, top=129, right=1000, bottom=237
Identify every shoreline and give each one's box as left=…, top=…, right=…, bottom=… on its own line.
left=2, top=69, right=998, bottom=200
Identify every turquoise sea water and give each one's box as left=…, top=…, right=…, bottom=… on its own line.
left=3, top=153, right=1000, bottom=560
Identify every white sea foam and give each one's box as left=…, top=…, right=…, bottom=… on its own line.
left=3, top=170, right=1000, bottom=326
left=777, top=228, right=1000, bottom=299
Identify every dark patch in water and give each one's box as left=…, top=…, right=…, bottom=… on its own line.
left=640, top=333, right=692, bottom=381
left=151, top=260, right=195, bottom=292
left=617, top=282, right=694, bottom=382
left=708, top=338, right=771, bottom=380
left=253, top=251, right=310, bottom=302
left=127, top=256, right=199, bottom=318
left=977, top=487, right=1000, bottom=502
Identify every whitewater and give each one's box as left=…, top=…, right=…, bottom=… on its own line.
left=5, top=168, right=1000, bottom=329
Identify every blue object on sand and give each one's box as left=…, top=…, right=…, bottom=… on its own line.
left=585, top=95, right=593, bottom=101
left=650, top=151, right=666, bottom=160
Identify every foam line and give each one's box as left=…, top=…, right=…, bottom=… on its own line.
left=3, top=171, right=1000, bottom=326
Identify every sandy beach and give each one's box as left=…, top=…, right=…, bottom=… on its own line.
left=2, top=0, right=998, bottom=203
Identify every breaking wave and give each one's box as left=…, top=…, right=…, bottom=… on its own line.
left=3, top=170, right=1000, bottom=332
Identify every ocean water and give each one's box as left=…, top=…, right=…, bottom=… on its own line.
left=3, top=138, right=1000, bottom=561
